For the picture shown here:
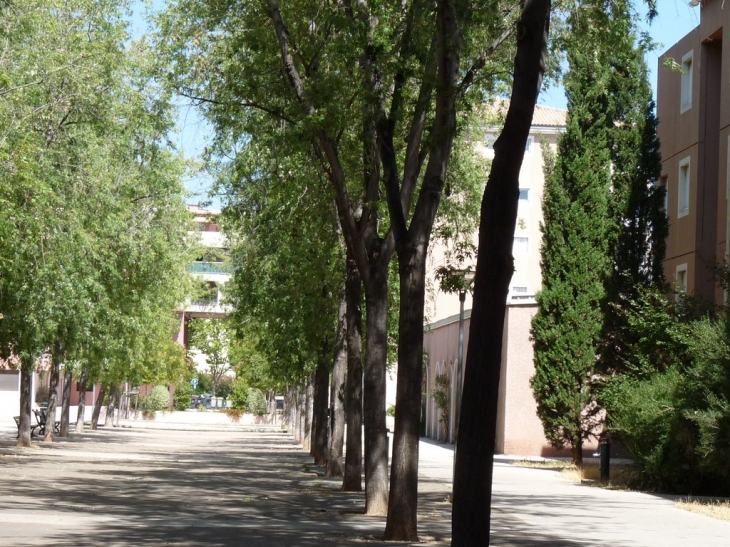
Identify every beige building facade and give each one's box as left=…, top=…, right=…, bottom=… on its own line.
left=657, top=0, right=728, bottom=305
left=423, top=105, right=582, bottom=457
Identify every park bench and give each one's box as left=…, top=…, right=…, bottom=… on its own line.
left=13, top=410, right=60, bottom=438
left=33, top=408, right=60, bottom=436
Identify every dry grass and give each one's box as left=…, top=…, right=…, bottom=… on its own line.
left=512, top=459, right=635, bottom=489
left=567, top=463, right=636, bottom=489
left=511, top=459, right=574, bottom=470
left=676, top=498, right=730, bottom=522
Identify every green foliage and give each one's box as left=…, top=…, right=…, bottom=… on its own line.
left=173, top=381, right=193, bottom=411
left=245, top=388, right=267, bottom=416
left=188, top=318, right=232, bottom=397
left=229, top=378, right=250, bottom=410
left=143, top=385, right=171, bottom=414
left=432, top=373, right=451, bottom=437
left=386, top=405, right=397, bottom=418
left=0, top=0, right=192, bottom=389
left=601, top=288, right=730, bottom=494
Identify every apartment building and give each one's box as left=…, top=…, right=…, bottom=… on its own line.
left=657, top=0, right=728, bottom=305
left=173, top=204, right=232, bottom=348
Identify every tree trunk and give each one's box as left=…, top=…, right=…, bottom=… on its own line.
left=312, top=350, right=330, bottom=466
left=104, top=384, right=119, bottom=427
left=59, top=367, right=72, bottom=437
left=17, top=363, right=33, bottom=448
left=326, top=294, right=347, bottom=478
left=452, top=2, right=551, bottom=545
left=363, top=276, right=389, bottom=515
left=90, top=384, right=107, bottom=430
left=44, top=342, right=62, bottom=442
left=343, top=255, right=363, bottom=491
left=384, top=246, right=426, bottom=540
left=305, top=374, right=314, bottom=453
left=75, top=368, right=88, bottom=433
left=298, top=386, right=306, bottom=445
left=572, top=440, right=583, bottom=466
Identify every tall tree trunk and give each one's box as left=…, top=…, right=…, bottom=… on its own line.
left=384, top=246, right=426, bottom=540
left=44, top=341, right=62, bottom=442
left=326, top=294, right=347, bottom=478
left=75, top=368, right=88, bottom=433
left=90, top=384, right=107, bottom=430
left=59, top=367, right=72, bottom=437
left=343, top=255, right=364, bottom=490
left=363, top=276, right=389, bottom=516
left=17, top=362, right=33, bottom=448
left=305, top=374, right=314, bottom=453
left=452, top=2, right=551, bottom=545
left=572, top=439, right=583, bottom=466
left=298, top=386, right=306, bottom=445
left=104, top=384, right=119, bottom=427
left=312, top=350, right=330, bottom=466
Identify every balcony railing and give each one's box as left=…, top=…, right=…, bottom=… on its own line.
left=187, top=261, right=232, bottom=275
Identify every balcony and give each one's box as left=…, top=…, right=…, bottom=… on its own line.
left=187, top=262, right=232, bottom=275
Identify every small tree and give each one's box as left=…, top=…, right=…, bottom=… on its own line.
left=143, top=386, right=171, bottom=416
left=432, top=373, right=450, bottom=440
left=246, top=388, right=267, bottom=416
left=173, top=381, right=193, bottom=411
left=188, top=318, right=231, bottom=398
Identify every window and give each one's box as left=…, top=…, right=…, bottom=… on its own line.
left=678, top=157, right=691, bottom=217
left=681, top=51, right=693, bottom=113
left=519, top=188, right=529, bottom=201
left=513, top=237, right=529, bottom=255
left=675, top=264, right=688, bottom=298
left=525, top=137, right=534, bottom=152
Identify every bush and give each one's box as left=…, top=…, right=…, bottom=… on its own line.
left=246, top=387, right=267, bottom=416
left=173, top=381, right=193, bottom=411
left=143, top=385, right=170, bottom=415
left=229, top=378, right=249, bottom=410
left=602, top=315, right=730, bottom=494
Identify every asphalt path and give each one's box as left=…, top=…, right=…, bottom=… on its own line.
left=0, top=422, right=727, bottom=546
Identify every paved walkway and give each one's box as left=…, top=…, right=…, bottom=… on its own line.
left=0, top=421, right=728, bottom=546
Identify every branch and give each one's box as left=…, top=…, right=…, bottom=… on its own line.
left=456, top=26, right=514, bottom=100
left=266, top=0, right=314, bottom=115
left=177, top=91, right=297, bottom=125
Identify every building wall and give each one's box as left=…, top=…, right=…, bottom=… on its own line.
left=658, top=1, right=728, bottom=304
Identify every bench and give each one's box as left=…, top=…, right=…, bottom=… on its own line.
left=13, top=415, right=42, bottom=438
left=33, top=408, right=60, bottom=436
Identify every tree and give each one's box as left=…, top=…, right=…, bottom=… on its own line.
left=599, top=31, right=668, bottom=374
left=0, top=0, right=192, bottom=444
left=452, top=1, right=551, bottom=544
left=188, top=318, right=232, bottom=398
left=155, top=2, right=511, bottom=533
left=530, top=11, right=614, bottom=463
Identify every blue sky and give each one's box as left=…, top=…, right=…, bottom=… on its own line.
left=132, top=1, right=702, bottom=206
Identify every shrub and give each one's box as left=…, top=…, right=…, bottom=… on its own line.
left=143, top=385, right=170, bottom=415
left=386, top=404, right=396, bottom=417
left=173, top=381, right=193, bottom=411
left=229, top=378, right=249, bottom=410
left=246, top=387, right=267, bottom=416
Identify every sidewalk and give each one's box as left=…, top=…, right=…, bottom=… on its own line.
left=0, top=422, right=727, bottom=546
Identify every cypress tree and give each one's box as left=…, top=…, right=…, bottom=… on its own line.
left=531, top=12, right=614, bottom=465
left=600, top=40, right=668, bottom=374
left=532, top=2, right=667, bottom=462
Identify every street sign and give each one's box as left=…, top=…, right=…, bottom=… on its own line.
left=191, top=377, right=199, bottom=388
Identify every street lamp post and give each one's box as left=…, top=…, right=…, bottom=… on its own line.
left=440, top=268, right=474, bottom=500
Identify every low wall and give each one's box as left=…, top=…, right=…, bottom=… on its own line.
left=125, top=410, right=281, bottom=426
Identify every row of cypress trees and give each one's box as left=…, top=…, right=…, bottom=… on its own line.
left=531, top=2, right=668, bottom=465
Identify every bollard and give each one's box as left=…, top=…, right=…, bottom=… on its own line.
left=599, top=437, right=610, bottom=481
